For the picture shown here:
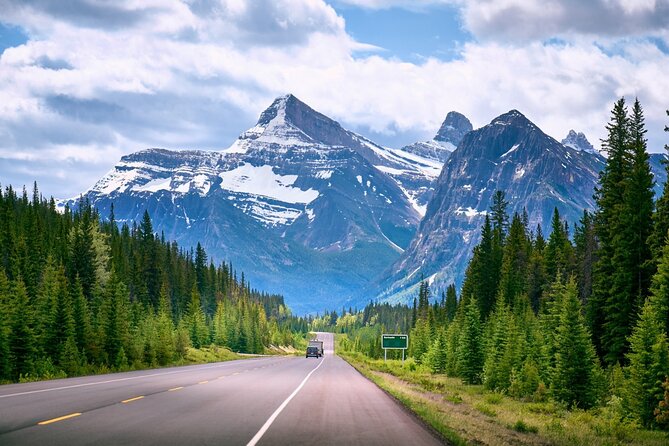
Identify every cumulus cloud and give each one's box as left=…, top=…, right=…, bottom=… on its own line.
left=0, top=0, right=668, bottom=198
left=462, top=0, right=669, bottom=41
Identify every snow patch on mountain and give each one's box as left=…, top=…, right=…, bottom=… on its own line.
left=219, top=163, right=319, bottom=204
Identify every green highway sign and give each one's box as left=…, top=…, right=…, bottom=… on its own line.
left=382, top=334, right=408, bottom=349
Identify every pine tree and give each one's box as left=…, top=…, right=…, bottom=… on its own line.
left=0, top=270, right=11, bottom=380
left=551, top=278, right=600, bottom=408
left=591, top=98, right=632, bottom=363
left=527, top=224, right=546, bottom=313
left=8, top=279, right=36, bottom=379
left=59, top=335, right=82, bottom=376
left=457, top=297, right=484, bottom=384
left=187, top=284, right=209, bottom=348
left=71, top=277, right=93, bottom=359
left=625, top=264, right=669, bottom=426
left=445, top=284, right=457, bottom=322
left=424, top=329, right=448, bottom=374
left=483, top=301, right=513, bottom=391
left=497, top=213, right=530, bottom=308
left=461, top=215, right=500, bottom=319
left=574, top=210, right=596, bottom=305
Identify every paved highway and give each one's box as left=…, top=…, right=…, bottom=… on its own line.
left=0, top=332, right=443, bottom=445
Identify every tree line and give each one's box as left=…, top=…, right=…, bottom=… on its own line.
left=0, top=190, right=308, bottom=382
left=334, top=99, right=669, bottom=429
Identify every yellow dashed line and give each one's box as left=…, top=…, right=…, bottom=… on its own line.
left=218, top=376, right=225, bottom=380
left=121, top=396, right=144, bottom=404
left=198, top=381, right=209, bottom=384
left=232, top=372, right=240, bottom=375
left=168, top=387, right=183, bottom=392
left=38, top=413, right=81, bottom=425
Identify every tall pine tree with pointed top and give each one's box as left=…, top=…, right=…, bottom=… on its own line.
left=551, top=278, right=600, bottom=409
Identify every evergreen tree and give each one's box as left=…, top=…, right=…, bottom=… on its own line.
left=527, top=224, right=546, bottom=313
left=445, top=284, right=457, bottom=322
left=8, top=279, right=36, bottom=379
left=424, top=329, right=448, bottom=374
left=497, top=213, right=530, bottom=308
left=551, top=278, right=600, bottom=408
left=574, top=210, right=596, bottom=305
left=457, top=297, right=484, bottom=384
left=591, top=98, right=633, bottom=363
left=625, top=293, right=669, bottom=427
left=187, top=284, right=209, bottom=348
left=0, top=271, right=11, bottom=380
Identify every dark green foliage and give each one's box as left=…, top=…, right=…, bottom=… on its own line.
left=497, top=213, right=530, bottom=308
left=573, top=210, right=596, bottom=305
left=551, top=278, right=600, bottom=409
left=445, top=284, right=457, bottom=322
left=458, top=297, right=484, bottom=384
left=544, top=208, right=574, bottom=282
left=8, top=279, right=36, bottom=379
left=0, top=184, right=305, bottom=381
left=591, top=98, right=655, bottom=365
left=461, top=214, right=501, bottom=319
left=625, top=291, right=669, bottom=427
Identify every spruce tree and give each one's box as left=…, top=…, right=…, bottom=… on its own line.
left=574, top=210, right=596, bottom=305
left=8, top=279, right=36, bottom=379
left=551, top=278, right=600, bottom=409
left=497, top=213, right=530, bottom=308
left=0, top=270, right=11, bottom=380
left=445, top=284, right=457, bottom=322
left=527, top=224, right=546, bottom=313
left=625, top=293, right=669, bottom=427
left=187, top=284, right=209, bottom=348
left=591, top=98, right=632, bottom=363
left=457, top=297, right=484, bottom=384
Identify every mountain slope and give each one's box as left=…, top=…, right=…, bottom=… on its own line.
left=69, top=94, right=453, bottom=313
left=378, top=110, right=606, bottom=302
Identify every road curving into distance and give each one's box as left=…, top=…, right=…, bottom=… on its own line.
left=0, top=332, right=444, bottom=445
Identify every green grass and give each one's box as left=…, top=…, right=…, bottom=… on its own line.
left=339, top=349, right=669, bottom=446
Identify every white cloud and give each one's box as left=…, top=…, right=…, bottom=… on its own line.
left=0, top=0, right=668, bottom=199
left=462, top=0, right=669, bottom=41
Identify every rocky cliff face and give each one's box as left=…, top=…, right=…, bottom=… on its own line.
left=378, top=110, right=605, bottom=303
left=69, top=94, right=453, bottom=313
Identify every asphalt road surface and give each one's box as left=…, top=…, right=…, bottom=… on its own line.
left=0, top=332, right=444, bottom=445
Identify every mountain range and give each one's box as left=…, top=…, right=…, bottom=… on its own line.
left=65, top=95, right=667, bottom=313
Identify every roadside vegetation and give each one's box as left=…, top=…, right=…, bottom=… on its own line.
left=0, top=191, right=310, bottom=384
left=340, top=349, right=668, bottom=446
left=317, top=101, right=669, bottom=444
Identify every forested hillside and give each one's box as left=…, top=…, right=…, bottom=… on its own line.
left=0, top=189, right=307, bottom=382
left=334, top=99, right=669, bottom=431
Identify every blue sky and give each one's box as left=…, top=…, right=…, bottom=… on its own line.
left=334, top=3, right=471, bottom=62
left=0, top=0, right=668, bottom=198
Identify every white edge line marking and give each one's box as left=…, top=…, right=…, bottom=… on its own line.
left=246, top=357, right=325, bottom=446
left=0, top=359, right=281, bottom=399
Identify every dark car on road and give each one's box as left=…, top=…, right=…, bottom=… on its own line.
left=306, top=346, right=320, bottom=358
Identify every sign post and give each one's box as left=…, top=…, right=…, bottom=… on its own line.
left=382, top=334, right=408, bottom=363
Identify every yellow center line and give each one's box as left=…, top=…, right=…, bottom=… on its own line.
left=121, top=396, right=144, bottom=404
left=232, top=372, right=240, bottom=375
left=168, top=387, right=183, bottom=392
left=198, top=380, right=209, bottom=384
left=218, top=376, right=226, bottom=380
left=38, top=413, right=81, bottom=425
